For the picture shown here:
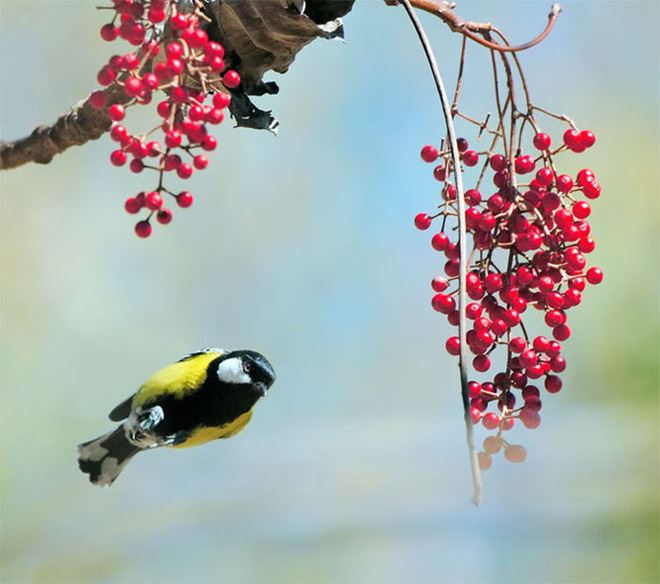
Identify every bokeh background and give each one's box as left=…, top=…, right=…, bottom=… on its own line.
left=1, top=1, right=658, bottom=583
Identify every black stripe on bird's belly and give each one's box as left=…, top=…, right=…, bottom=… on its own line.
left=144, top=359, right=259, bottom=438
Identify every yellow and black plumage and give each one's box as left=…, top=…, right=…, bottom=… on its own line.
left=77, top=348, right=276, bottom=486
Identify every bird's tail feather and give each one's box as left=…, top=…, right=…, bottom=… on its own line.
left=77, top=426, right=140, bottom=486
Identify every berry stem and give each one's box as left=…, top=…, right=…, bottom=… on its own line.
left=401, top=0, right=483, bottom=507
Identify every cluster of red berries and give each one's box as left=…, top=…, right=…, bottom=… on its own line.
left=90, top=0, right=238, bottom=238
left=416, top=126, right=603, bottom=469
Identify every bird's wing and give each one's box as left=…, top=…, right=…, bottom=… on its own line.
left=132, top=349, right=224, bottom=409
left=176, top=347, right=225, bottom=363
left=108, top=394, right=135, bottom=421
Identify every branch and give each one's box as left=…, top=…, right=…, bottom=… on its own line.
left=0, top=88, right=129, bottom=171
left=400, top=0, right=482, bottom=506
left=389, top=0, right=561, bottom=54
left=0, top=0, right=354, bottom=171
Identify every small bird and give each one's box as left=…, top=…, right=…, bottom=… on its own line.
left=77, top=348, right=275, bottom=486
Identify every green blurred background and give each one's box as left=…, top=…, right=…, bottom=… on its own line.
left=1, top=1, right=658, bottom=582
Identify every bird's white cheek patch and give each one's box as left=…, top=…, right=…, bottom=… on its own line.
left=217, top=358, right=250, bottom=384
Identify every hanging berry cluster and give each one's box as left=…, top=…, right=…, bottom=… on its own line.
left=416, top=116, right=603, bottom=469
left=90, top=0, right=238, bottom=238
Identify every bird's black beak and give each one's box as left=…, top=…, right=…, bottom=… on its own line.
left=254, top=382, right=269, bottom=397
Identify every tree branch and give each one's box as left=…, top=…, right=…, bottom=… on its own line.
left=0, top=0, right=354, bottom=171
left=400, top=0, right=483, bottom=506
left=389, top=0, right=561, bottom=54
left=0, top=88, right=130, bottom=171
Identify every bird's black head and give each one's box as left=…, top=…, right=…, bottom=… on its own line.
left=215, top=350, right=276, bottom=397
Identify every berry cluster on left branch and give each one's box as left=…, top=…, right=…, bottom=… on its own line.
left=91, top=0, right=239, bottom=238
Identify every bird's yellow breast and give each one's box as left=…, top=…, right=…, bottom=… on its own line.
left=133, top=351, right=222, bottom=409
left=169, top=410, right=254, bottom=448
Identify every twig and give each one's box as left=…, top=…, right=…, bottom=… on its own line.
left=400, top=0, right=482, bottom=506
left=0, top=88, right=128, bottom=170
left=395, top=0, right=562, bottom=54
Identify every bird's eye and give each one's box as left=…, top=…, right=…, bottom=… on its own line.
left=243, top=362, right=252, bottom=374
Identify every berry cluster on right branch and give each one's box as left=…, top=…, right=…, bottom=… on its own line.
left=414, top=27, right=603, bottom=471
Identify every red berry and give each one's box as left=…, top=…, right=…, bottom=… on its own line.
left=572, top=201, right=591, bottom=219
left=156, top=100, right=171, bottom=118
left=580, top=130, right=596, bottom=148
left=433, top=165, right=447, bottom=182
left=143, top=73, right=158, bottom=90
left=165, top=131, right=182, bottom=148
left=414, top=213, right=432, bottom=230
left=157, top=208, right=173, bottom=225
left=129, top=158, right=144, bottom=173
left=432, top=293, right=455, bottom=314
left=509, top=337, right=526, bottom=353
left=563, top=129, right=581, bottom=149
left=97, top=66, right=116, bottom=86
left=550, top=355, right=567, bottom=373
left=520, top=410, right=541, bottom=429
left=552, top=324, right=571, bottom=341
left=466, top=302, right=482, bottom=320
left=545, top=375, right=562, bottom=393
left=148, top=8, right=166, bottom=23
left=482, top=412, right=499, bottom=430
left=586, top=267, right=603, bottom=284
left=489, top=154, right=506, bottom=171
left=504, top=444, right=527, bottom=463
left=122, top=54, right=139, bottom=70
left=209, top=56, right=226, bottom=72
left=110, top=150, right=127, bottom=166
left=202, top=135, right=218, bottom=151
left=456, top=137, right=469, bottom=152
left=193, top=155, right=209, bottom=170
left=462, top=150, right=479, bottom=167
left=145, top=191, right=163, bottom=210
left=90, top=90, right=107, bottom=109
left=110, top=125, right=127, bottom=142
left=431, top=277, right=448, bottom=292
left=473, top=355, right=490, bottom=372
left=146, top=141, right=161, bottom=157
left=206, top=108, right=225, bottom=125
left=483, top=436, right=502, bottom=454
left=124, top=197, right=141, bottom=214
left=100, top=23, right=118, bottom=41
left=135, top=221, right=152, bottom=238
left=467, top=381, right=482, bottom=399
left=177, top=163, right=193, bottom=179
left=514, top=155, right=535, bottom=174
left=188, top=28, right=209, bottom=49
left=445, top=336, right=460, bottom=356
left=206, top=41, right=225, bottom=58
left=108, top=104, right=125, bottom=121
left=465, top=189, right=482, bottom=207
left=223, top=70, right=241, bottom=89
left=582, top=181, right=601, bottom=199
left=535, top=167, right=554, bottom=186
left=533, top=132, right=551, bottom=150
left=484, top=273, right=503, bottom=293
left=213, top=92, right=231, bottom=109
left=477, top=452, right=492, bottom=470
left=166, top=42, right=183, bottom=58
left=171, top=13, right=189, bottom=30
left=177, top=191, right=194, bottom=208
left=420, top=145, right=438, bottom=163
left=576, top=168, right=595, bottom=187
left=168, top=58, right=185, bottom=75
left=124, top=76, right=143, bottom=96
left=431, top=232, right=449, bottom=251
left=555, top=174, right=574, bottom=193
